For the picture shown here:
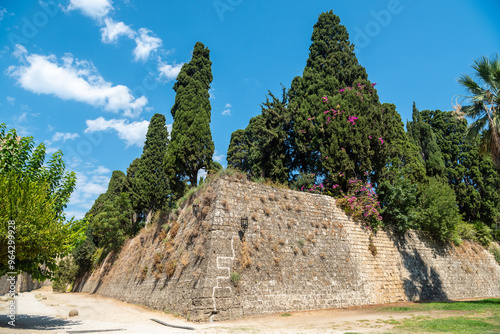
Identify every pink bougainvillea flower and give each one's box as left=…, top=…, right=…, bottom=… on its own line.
left=379, top=137, right=384, bottom=145
left=324, top=110, right=330, bottom=114
left=369, top=135, right=372, bottom=139
left=325, top=156, right=328, bottom=159
left=371, top=83, right=377, bottom=87
left=339, top=88, right=345, bottom=93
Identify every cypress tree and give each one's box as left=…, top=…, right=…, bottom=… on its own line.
left=166, top=41, right=214, bottom=189
left=420, top=109, right=500, bottom=230
left=288, top=10, right=368, bottom=175
left=284, top=11, right=407, bottom=189
left=134, top=113, right=170, bottom=216
left=227, top=129, right=251, bottom=173
left=407, top=103, right=445, bottom=178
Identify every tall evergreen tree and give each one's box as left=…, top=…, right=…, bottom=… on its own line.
left=407, top=103, right=445, bottom=178
left=134, top=113, right=170, bottom=216
left=420, top=109, right=500, bottom=230
left=86, top=170, right=127, bottom=219
left=166, top=41, right=214, bottom=189
left=288, top=10, right=368, bottom=175
left=227, top=129, right=251, bottom=173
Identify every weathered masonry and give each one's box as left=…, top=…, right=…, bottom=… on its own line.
left=75, top=175, right=500, bottom=322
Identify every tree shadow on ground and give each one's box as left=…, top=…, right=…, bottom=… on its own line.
left=0, top=314, right=81, bottom=330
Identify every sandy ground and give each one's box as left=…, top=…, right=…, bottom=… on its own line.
left=0, top=286, right=446, bottom=333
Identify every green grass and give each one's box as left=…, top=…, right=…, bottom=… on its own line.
left=394, top=315, right=500, bottom=333
left=382, top=298, right=500, bottom=313
left=379, top=299, right=500, bottom=333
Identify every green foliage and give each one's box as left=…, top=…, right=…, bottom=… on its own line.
left=334, top=178, right=383, bottom=231
left=86, top=170, right=127, bottom=219
left=230, top=272, right=241, bottom=284
left=52, top=256, right=78, bottom=292
left=457, top=54, right=500, bottom=172
left=489, top=246, right=500, bottom=265
left=134, top=113, right=171, bottom=215
left=290, top=173, right=315, bottom=191
left=407, top=103, right=446, bottom=178
left=89, top=193, right=135, bottom=256
left=378, top=172, right=419, bottom=233
left=287, top=10, right=402, bottom=185
left=419, top=109, right=500, bottom=236
left=227, top=129, right=250, bottom=173
left=416, top=177, right=463, bottom=242
left=166, top=41, right=214, bottom=189
left=0, top=125, right=81, bottom=280
left=0, top=124, right=76, bottom=219
left=71, top=228, right=96, bottom=276
left=473, top=221, right=493, bottom=247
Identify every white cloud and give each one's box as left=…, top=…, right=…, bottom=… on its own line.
left=15, top=112, right=28, bottom=123
left=213, top=150, right=225, bottom=164
left=0, top=8, right=7, bottom=21
left=64, top=210, right=88, bottom=220
left=69, top=169, right=110, bottom=213
left=101, top=17, right=135, bottom=43
left=90, top=165, right=111, bottom=175
left=66, top=0, right=113, bottom=20
left=158, top=62, right=183, bottom=81
left=133, top=28, right=162, bottom=61
left=222, top=103, right=232, bottom=116
left=7, top=46, right=148, bottom=117
left=52, top=132, right=80, bottom=142
left=85, top=117, right=149, bottom=147
left=6, top=96, right=15, bottom=105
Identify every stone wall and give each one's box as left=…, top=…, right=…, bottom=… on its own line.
left=75, top=175, right=500, bottom=322
left=0, top=273, right=45, bottom=295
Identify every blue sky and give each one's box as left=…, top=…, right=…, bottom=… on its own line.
left=1, top=0, right=499, bottom=219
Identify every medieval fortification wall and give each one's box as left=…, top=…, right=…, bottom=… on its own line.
left=74, top=175, right=500, bottom=322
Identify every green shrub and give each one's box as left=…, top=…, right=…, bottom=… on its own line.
left=230, top=272, right=241, bottom=284
left=489, top=246, right=500, bottom=265
left=417, top=177, right=462, bottom=242
left=378, top=176, right=419, bottom=233
left=52, top=257, right=78, bottom=293
left=474, top=222, right=493, bottom=247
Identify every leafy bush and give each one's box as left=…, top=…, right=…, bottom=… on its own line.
left=474, top=222, right=493, bottom=247
left=490, top=246, right=500, bottom=266
left=378, top=175, right=419, bottom=232
left=52, top=257, right=78, bottom=292
left=335, top=178, right=383, bottom=231
left=291, top=173, right=316, bottom=191
left=417, top=177, right=463, bottom=242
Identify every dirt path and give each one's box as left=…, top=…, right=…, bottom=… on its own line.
left=0, top=287, right=452, bottom=333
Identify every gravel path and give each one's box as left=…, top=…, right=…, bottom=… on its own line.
left=0, top=286, right=425, bottom=333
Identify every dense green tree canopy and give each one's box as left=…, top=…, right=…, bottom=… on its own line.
left=166, top=41, right=214, bottom=188
left=407, top=103, right=446, bottom=178
left=458, top=54, right=500, bottom=171
left=0, top=124, right=80, bottom=280
left=419, top=109, right=500, bottom=229
left=134, top=113, right=171, bottom=214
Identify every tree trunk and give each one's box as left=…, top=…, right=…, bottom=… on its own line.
left=491, top=128, right=500, bottom=173
left=190, top=173, right=197, bottom=187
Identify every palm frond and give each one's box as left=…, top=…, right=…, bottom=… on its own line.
left=466, top=116, right=488, bottom=141
left=458, top=74, right=484, bottom=96
left=473, top=56, right=494, bottom=87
